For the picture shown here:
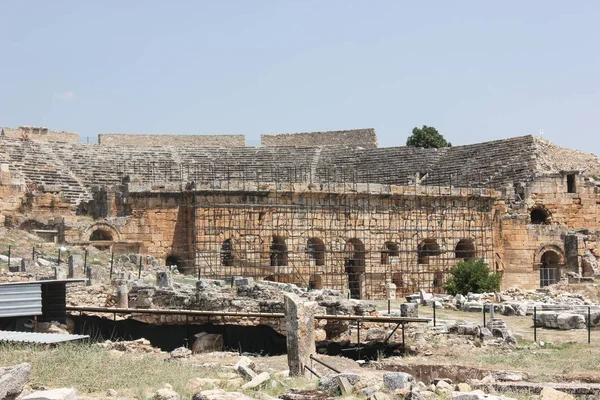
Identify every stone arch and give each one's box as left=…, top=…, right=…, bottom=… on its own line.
left=84, top=223, right=121, bottom=242
left=221, top=238, right=234, bottom=267
left=530, top=205, right=551, bottom=225
left=535, top=245, right=565, bottom=287
left=381, top=242, right=399, bottom=265
left=306, top=237, right=326, bottom=266
left=418, top=239, right=441, bottom=265
left=270, top=235, right=288, bottom=267
left=455, top=239, right=476, bottom=260
left=86, top=223, right=120, bottom=251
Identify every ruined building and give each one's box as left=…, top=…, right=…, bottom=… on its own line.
left=1, top=126, right=599, bottom=298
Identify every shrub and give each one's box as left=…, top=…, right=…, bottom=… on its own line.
left=444, top=258, right=501, bottom=295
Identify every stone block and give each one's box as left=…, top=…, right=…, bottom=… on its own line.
left=156, top=271, right=173, bottom=288
left=401, top=303, right=419, bottom=318
left=0, top=363, right=31, bottom=400
left=284, top=292, right=316, bottom=377
left=22, top=388, right=77, bottom=400
left=241, top=371, right=270, bottom=390
left=336, top=376, right=353, bottom=396
left=383, top=372, right=413, bottom=391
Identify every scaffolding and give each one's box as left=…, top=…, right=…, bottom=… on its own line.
left=127, top=163, right=497, bottom=300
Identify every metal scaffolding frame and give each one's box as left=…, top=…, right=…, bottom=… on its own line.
left=126, top=163, right=497, bottom=300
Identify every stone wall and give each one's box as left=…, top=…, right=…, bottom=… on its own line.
left=98, top=134, right=246, bottom=147
left=261, top=129, right=378, bottom=148
left=1, top=126, right=79, bottom=143
left=498, top=173, right=600, bottom=289
left=113, top=182, right=497, bottom=299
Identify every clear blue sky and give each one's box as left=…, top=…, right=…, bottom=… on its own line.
left=1, top=1, right=598, bottom=153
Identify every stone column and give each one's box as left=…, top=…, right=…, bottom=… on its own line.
left=385, top=283, right=397, bottom=300
left=284, top=292, right=317, bottom=377
left=20, top=259, right=31, bottom=273
left=67, top=255, right=75, bottom=278
left=86, top=266, right=93, bottom=286
left=116, top=284, right=129, bottom=308
left=55, top=266, right=68, bottom=280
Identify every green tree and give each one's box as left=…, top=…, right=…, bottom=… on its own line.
left=406, top=125, right=452, bottom=148
left=444, top=259, right=501, bottom=296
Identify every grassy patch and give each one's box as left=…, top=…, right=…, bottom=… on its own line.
left=0, top=342, right=222, bottom=398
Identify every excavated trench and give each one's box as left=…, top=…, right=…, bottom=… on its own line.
left=69, top=314, right=404, bottom=360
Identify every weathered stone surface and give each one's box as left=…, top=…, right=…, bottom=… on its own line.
left=192, top=332, right=223, bottom=354
left=557, top=314, right=586, bottom=330
left=156, top=271, right=173, bottom=288
left=369, top=392, right=392, bottom=400
left=116, top=284, right=129, bottom=308
left=383, top=372, right=413, bottom=391
left=435, top=380, right=453, bottom=395
left=0, top=363, right=31, bottom=400
left=318, top=373, right=361, bottom=393
left=240, top=372, right=270, bottom=390
left=192, top=389, right=253, bottom=400
left=451, top=391, right=516, bottom=400
left=284, top=292, right=317, bottom=377
left=153, top=388, right=180, bottom=400
left=457, top=383, right=473, bottom=392
left=22, top=388, right=77, bottom=400
left=336, top=376, right=353, bottom=395
left=170, top=347, right=192, bottom=358
left=401, top=303, right=419, bottom=318
left=237, top=365, right=257, bottom=380
left=540, top=387, right=576, bottom=400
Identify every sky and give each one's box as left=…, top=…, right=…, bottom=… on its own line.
left=0, top=1, right=599, bottom=153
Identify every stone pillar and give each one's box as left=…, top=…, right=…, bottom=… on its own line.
left=284, top=292, right=316, bottom=377
left=86, top=266, right=93, bottom=286
left=20, top=259, right=31, bottom=273
left=156, top=271, right=173, bottom=288
left=67, top=255, right=75, bottom=278
left=116, top=284, right=129, bottom=308
left=55, top=266, right=68, bottom=280
left=385, top=283, right=397, bottom=300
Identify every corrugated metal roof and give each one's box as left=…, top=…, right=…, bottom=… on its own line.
left=0, top=278, right=86, bottom=286
left=0, top=283, right=42, bottom=318
left=0, top=330, right=89, bottom=344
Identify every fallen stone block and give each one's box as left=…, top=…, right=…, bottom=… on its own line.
left=540, top=387, right=576, bottom=400
left=153, top=388, right=180, bottom=400
left=241, top=371, right=270, bottom=390
left=383, top=372, right=413, bottom=391
left=0, top=363, right=32, bottom=400
left=192, top=389, right=253, bottom=400
left=556, top=314, right=586, bottom=330
left=336, top=376, right=354, bottom=395
left=22, top=388, right=77, bottom=400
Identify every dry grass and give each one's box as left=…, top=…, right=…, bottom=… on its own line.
left=0, top=342, right=317, bottom=399
left=0, top=342, right=224, bottom=398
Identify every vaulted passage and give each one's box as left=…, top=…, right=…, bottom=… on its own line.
left=306, top=238, right=326, bottom=266
left=381, top=242, right=399, bottom=265
left=455, top=239, right=475, bottom=260
left=418, top=239, right=441, bottom=265
left=221, top=239, right=234, bottom=267
left=345, top=238, right=366, bottom=299
left=270, top=236, right=288, bottom=267
left=540, top=250, right=561, bottom=287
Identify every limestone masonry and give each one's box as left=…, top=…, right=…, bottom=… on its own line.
left=1, top=125, right=600, bottom=297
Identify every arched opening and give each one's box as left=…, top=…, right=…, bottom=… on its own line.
left=381, top=242, right=399, bottom=265
left=308, top=274, right=323, bottom=290
left=345, top=238, right=366, bottom=299
left=530, top=206, right=551, bottom=225
left=455, top=239, right=476, bottom=260
left=221, top=239, right=234, bottom=267
left=270, top=236, right=288, bottom=267
left=540, top=250, right=561, bottom=287
left=89, top=229, right=113, bottom=251
left=432, top=271, right=445, bottom=293
left=165, top=255, right=185, bottom=274
left=306, top=238, right=326, bottom=266
left=417, top=239, right=441, bottom=265
left=392, top=272, right=404, bottom=297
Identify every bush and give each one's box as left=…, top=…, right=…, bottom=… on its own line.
left=444, top=258, right=501, bottom=296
